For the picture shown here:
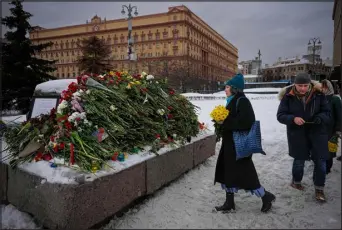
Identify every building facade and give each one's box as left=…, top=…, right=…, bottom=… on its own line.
left=29, top=5, right=238, bottom=86
left=239, top=57, right=262, bottom=75
left=262, top=56, right=331, bottom=82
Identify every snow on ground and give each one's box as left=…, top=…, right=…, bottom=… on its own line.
left=104, top=97, right=341, bottom=229
left=212, top=88, right=281, bottom=95
left=182, top=88, right=280, bottom=97
left=1, top=204, right=41, bottom=229
left=1, top=95, right=341, bottom=229
left=244, top=87, right=281, bottom=93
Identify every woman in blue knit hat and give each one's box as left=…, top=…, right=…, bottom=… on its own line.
left=214, top=73, right=276, bottom=213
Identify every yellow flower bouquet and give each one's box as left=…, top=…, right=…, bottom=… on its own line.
left=210, top=105, right=229, bottom=124
left=210, top=105, right=229, bottom=142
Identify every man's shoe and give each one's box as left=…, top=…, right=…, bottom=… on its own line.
left=315, top=189, right=326, bottom=202
left=291, top=182, right=305, bottom=191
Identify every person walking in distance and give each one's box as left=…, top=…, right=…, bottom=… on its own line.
left=277, top=73, right=331, bottom=202
left=321, top=79, right=342, bottom=172
left=214, top=73, right=276, bottom=213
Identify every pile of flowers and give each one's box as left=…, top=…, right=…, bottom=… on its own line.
left=2, top=71, right=205, bottom=172
left=210, top=105, right=229, bottom=142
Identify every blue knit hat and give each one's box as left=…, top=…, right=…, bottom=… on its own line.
left=225, top=73, right=245, bottom=90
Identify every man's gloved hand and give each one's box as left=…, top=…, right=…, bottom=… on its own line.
left=313, top=117, right=322, bottom=124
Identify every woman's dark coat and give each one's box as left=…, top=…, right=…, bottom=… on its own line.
left=326, top=94, right=342, bottom=157
left=214, top=92, right=261, bottom=190
left=276, top=83, right=331, bottom=161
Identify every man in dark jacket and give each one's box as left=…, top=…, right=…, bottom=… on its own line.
left=277, top=73, right=331, bottom=202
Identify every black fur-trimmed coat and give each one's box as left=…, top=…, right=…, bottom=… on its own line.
left=276, top=82, right=331, bottom=160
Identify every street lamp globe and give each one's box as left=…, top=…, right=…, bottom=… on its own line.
left=134, top=10, right=138, bottom=16
left=308, top=41, right=311, bottom=45
left=121, top=9, right=125, bottom=15
left=318, top=40, right=321, bottom=44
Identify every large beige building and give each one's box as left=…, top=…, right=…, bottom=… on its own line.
left=29, top=5, right=238, bottom=85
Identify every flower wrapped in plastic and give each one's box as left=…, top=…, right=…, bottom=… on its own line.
left=328, top=133, right=341, bottom=153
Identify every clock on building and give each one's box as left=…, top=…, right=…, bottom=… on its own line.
left=93, top=25, right=100, bottom=31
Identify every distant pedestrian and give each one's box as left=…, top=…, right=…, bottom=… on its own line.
left=277, top=73, right=331, bottom=202
left=214, top=73, right=276, bottom=213
left=321, top=79, right=342, bottom=172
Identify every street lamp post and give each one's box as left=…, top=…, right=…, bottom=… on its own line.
left=121, top=4, right=138, bottom=72
left=308, top=37, right=321, bottom=80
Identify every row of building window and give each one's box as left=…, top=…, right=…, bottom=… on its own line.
left=39, top=37, right=231, bottom=61
left=39, top=39, right=230, bottom=64
left=38, top=31, right=179, bottom=51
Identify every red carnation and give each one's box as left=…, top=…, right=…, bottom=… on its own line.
left=42, top=153, right=53, bottom=161
left=167, top=114, right=173, bottom=119
left=65, top=121, right=72, bottom=130
left=68, top=82, right=78, bottom=93
left=77, top=76, right=82, bottom=84
left=156, top=134, right=161, bottom=139
left=59, top=142, right=65, bottom=150
left=112, top=152, right=119, bottom=161
left=35, top=152, right=43, bottom=161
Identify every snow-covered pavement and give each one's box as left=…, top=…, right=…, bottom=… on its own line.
left=1, top=95, right=341, bottom=229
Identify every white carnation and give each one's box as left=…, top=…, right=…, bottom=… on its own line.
left=110, top=105, right=117, bottom=111
left=157, top=109, right=165, bottom=115
left=73, top=91, right=81, bottom=97
left=146, top=75, right=154, bottom=80
left=57, top=100, right=68, bottom=114
left=80, top=112, right=87, bottom=119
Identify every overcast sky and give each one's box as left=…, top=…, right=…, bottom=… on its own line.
left=1, top=1, right=335, bottom=65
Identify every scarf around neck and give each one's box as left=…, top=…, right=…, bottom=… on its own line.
left=226, top=95, right=235, bottom=107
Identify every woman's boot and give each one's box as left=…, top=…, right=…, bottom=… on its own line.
left=261, top=191, right=276, bottom=213
left=215, top=192, right=235, bottom=212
